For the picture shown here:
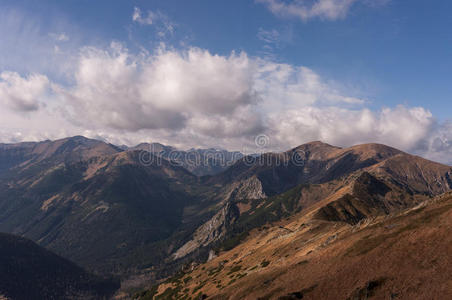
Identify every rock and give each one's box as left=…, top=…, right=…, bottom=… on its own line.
left=172, top=202, right=240, bottom=260
left=207, top=250, right=218, bottom=262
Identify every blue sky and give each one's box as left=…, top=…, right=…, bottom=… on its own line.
left=0, top=0, right=451, bottom=162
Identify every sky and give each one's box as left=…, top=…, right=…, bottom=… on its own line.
left=0, top=0, right=451, bottom=163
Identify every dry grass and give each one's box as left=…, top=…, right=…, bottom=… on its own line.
left=152, top=193, right=452, bottom=299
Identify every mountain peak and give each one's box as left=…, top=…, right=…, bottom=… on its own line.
left=305, top=140, right=333, bottom=146
left=343, top=143, right=403, bottom=161
left=348, top=142, right=402, bottom=153
left=290, top=141, right=342, bottom=161
left=65, top=135, right=92, bottom=141
left=293, top=141, right=341, bottom=151
left=130, top=142, right=175, bottom=153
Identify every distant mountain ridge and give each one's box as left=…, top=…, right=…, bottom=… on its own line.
left=209, top=141, right=451, bottom=197
left=0, top=136, right=243, bottom=177
left=0, top=136, right=121, bottom=170
left=129, top=142, right=243, bottom=176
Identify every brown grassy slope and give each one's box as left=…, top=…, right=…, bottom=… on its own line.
left=0, top=136, right=121, bottom=170
left=153, top=192, right=452, bottom=300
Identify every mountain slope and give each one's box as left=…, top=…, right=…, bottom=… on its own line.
left=0, top=148, right=207, bottom=275
left=0, top=136, right=121, bottom=177
left=147, top=192, right=452, bottom=299
left=171, top=142, right=452, bottom=261
left=210, top=142, right=449, bottom=197
left=0, top=232, right=119, bottom=300
left=1, top=137, right=451, bottom=289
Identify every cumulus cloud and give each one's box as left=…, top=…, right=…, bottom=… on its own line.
left=255, top=62, right=365, bottom=108
left=49, top=43, right=372, bottom=143
left=267, top=105, right=434, bottom=151
left=0, top=71, right=49, bottom=111
left=0, top=42, right=451, bottom=164
left=417, top=122, right=452, bottom=165
left=55, top=43, right=262, bottom=137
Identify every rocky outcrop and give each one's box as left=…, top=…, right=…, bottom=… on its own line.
left=172, top=202, right=240, bottom=260
left=228, top=176, right=267, bottom=201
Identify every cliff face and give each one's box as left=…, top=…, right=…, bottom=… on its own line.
left=172, top=202, right=240, bottom=260
left=228, top=176, right=267, bottom=201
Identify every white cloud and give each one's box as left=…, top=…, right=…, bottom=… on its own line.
left=49, top=43, right=370, bottom=144
left=417, top=122, right=452, bottom=165
left=0, top=41, right=450, bottom=164
left=255, top=61, right=365, bottom=109
left=132, top=7, right=175, bottom=36
left=132, top=7, right=154, bottom=25
left=267, top=105, right=435, bottom=152
left=257, top=0, right=386, bottom=21
left=55, top=43, right=262, bottom=137
left=0, top=71, right=49, bottom=111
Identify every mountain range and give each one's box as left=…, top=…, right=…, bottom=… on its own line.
left=0, top=136, right=451, bottom=299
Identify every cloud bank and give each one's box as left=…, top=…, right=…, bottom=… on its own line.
left=0, top=42, right=451, bottom=164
